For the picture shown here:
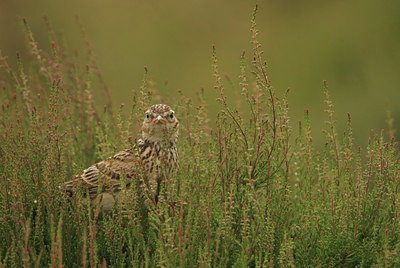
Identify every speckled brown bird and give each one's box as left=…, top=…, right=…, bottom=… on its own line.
left=62, top=104, right=179, bottom=212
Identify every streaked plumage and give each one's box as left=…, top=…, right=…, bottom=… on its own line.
left=62, top=104, right=179, bottom=212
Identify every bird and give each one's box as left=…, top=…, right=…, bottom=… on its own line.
left=62, top=104, right=179, bottom=212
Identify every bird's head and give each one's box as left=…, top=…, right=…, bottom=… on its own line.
left=141, top=104, right=179, bottom=143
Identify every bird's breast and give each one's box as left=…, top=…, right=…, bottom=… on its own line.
left=140, top=142, right=178, bottom=177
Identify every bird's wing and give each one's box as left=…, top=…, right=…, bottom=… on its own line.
left=63, top=148, right=142, bottom=200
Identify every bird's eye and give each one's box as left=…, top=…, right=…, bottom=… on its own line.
left=170, top=112, right=174, bottom=119
left=146, top=114, right=150, bottom=119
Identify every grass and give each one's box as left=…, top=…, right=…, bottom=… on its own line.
left=1, top=5, right=400, bottom=267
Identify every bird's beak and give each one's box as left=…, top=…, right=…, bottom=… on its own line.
left=152, top=115, right=168, bottom=124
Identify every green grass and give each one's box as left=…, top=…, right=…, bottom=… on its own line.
left=1, top=6, right=400, bottom=267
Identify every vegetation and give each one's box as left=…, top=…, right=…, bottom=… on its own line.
left=1, top=6, right=399, bottom=267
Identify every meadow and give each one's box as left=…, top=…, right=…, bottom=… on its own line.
left=1, top=6, right=400, bottom=267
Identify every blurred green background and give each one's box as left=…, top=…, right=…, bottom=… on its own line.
left=1, top=0, right=400, bottom=147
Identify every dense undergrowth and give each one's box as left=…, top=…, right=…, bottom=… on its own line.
left=1, top=6, right=400, bottom=267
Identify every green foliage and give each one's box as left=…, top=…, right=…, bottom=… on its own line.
left=1, top=6, right=400, bottom=267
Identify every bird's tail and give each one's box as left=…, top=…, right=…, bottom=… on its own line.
left=59, top=176, right=81, bottom=197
